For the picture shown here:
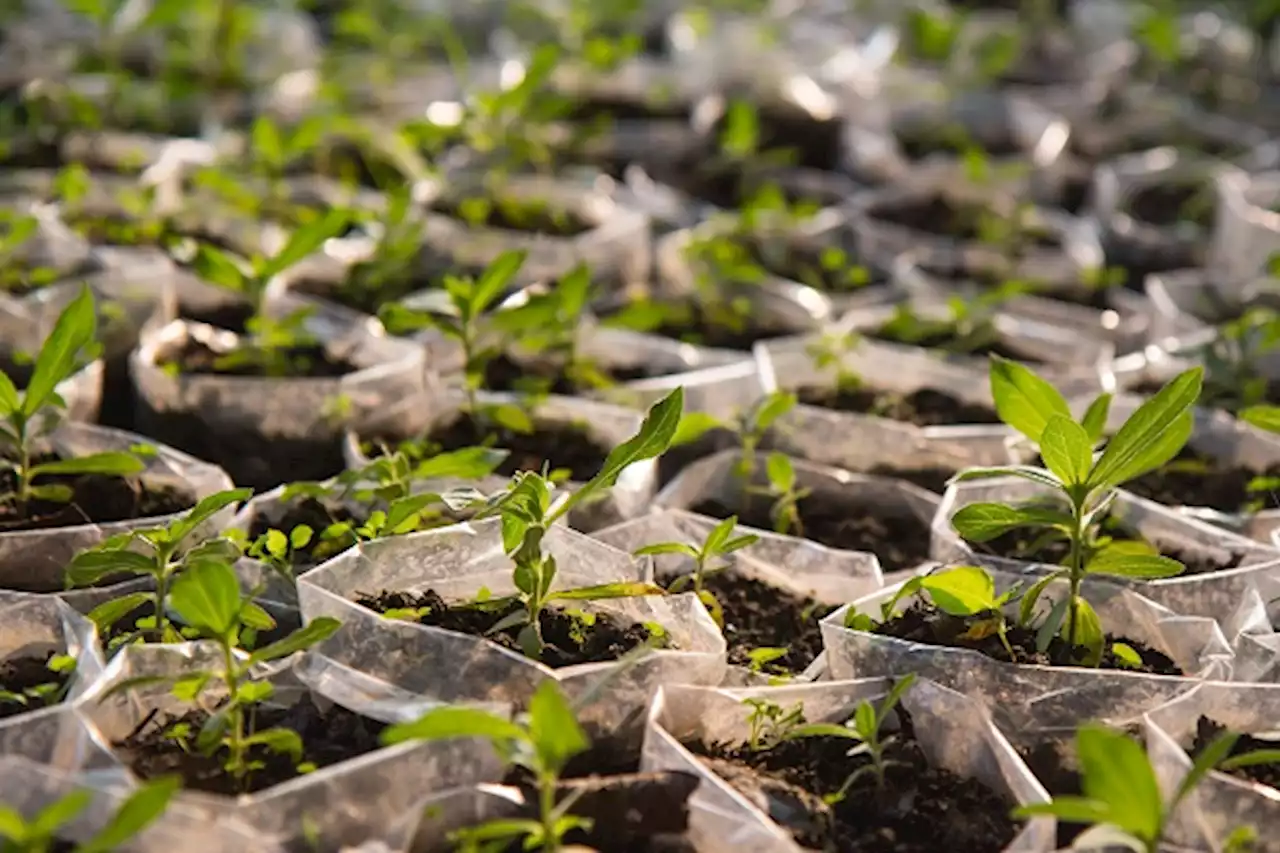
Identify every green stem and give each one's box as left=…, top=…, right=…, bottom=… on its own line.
left=154, top=571, right=170, bottom=642
left=15, top=420, right=29, bottom=515
left=539, top=771, right=559, bottom=853
left=1066, top=498, right=1086, bottom=650
left=222, top=639, right=246, bottom=784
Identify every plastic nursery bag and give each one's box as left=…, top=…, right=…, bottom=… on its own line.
left=1144, top=681, right=1280, bottom=852
left=932, top=477, right=1280, bottom=627
left=296, top=517, right=726, bottom=733
left=754, top=330, right=1022, bottom=469
left=0, top=756, right=275, bottom=853
left=0, top=194, right=97, bottom=277
left=413, top=169, right=652, bottom=287
left=1208, top=170, right=1280, bottom=287
left=653, top=448, right=929, bottom=577
left=0, top=421, right=235, bottom=594
left=823, top=567, right=1234, bottom=734
left=343, top=389, right=660, bottom=531
left=640, top=678, right=1055, bottom=853
left=74, top=642, right=506, bottom=851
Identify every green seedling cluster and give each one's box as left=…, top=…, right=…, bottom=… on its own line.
left=634, top=513, right=759, bottom=627
left=0, top=776, right=179, bottom=853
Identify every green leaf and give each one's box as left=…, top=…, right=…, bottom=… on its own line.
left=1019, top=570, right=1067, bottom=628
left=704, top=515, right=739, bottom=556
left=553, top=387, right=683, bottom=521
left=79, top=776, right=180, bottom=853
left=29, top=452, right=144, bottom=478
left=1218, top=749, right=1280, bottom=771
left=414, top=447, right=509, bottom=480
left=920, top=566, right=997, bottom=616
left=239, top=602, right=276, bottom=632
left=1072, top=596, right=1105, bottom=668
left=381, top=706, right=526, bottom=747
left=290, top=525, right=313, bottom=550
left=1081, top=393, right=1112, bottom=443
left=528, top=680, right=589, bottom=775
left=1012, top=795, right=1113, bottom=824
left=788, top=722, right=861, bottom=740
left=988, top=355, right=1071, bottom=442
left=749, top=391, right=797, bottom=433
left=191, top=244, right=248, bottom=292
left=259, top=208, right=350, bottom=281
left=950, top=502, right=1072, bottom=542
left=671, top=411, right=721, bottom=447
left=170, top=673, right=211, bottom=701
left=471, top=250, right=527, bottom=318
left=167, top=488, right=253, bottom=544
left=633, top=542, right=700, bottom=558
left=1075, top=724, right=1163, bottom=842
left=1111, top=642, right=1143, bottom=669
left=23, top=286, right=96, bottom=417
left=1086, top=550, right=1185, bottom=579
left=87, top=592, right=152, bottom=633
left=66, top=549, right=158, bottom=587
left=29, top=790, right=91, bottom=840
left=0, top=372, right=19, bottom=417
left=0, top=805, right=28, bottom=842
left=948, top=465, right=1062, bottom=489
left=1088, top=369, right=1202, bottom=492
left=722, top=534, right=759, bottom=553
left=242, top=728, right=302, bottom=761
left=247, top=617, right=341, bottom=664
left=548, top=582, right=665, bottom=601
left=1039, top=415, right=1093, bottom=487
left=1240, top=405, right=1280, bottom=435
left=168, top=560, right=242, bottom=638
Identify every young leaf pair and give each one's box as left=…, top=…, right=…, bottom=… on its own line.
left=0, top=288, right=143, bottom=515
left=634, top=514, right=759, bottom=627
left=949, top=356, right=1200, bottom=664
left=468, top=387, right=685, bottom=658
left=0, top=775, right=178, bottom=853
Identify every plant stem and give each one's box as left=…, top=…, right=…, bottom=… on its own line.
left=539, top=770, right=559, bottom=853
left=15, top=419, right=29, bottom=515
left=221, top=639, right=246, bottom=784
left=1066, top=498, right=1086, bottom=649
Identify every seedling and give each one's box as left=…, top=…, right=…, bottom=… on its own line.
left=468, top=388, right=684, bottom=657
left=339, top=187, right=425, bottom=310
left=875, top=286, right=1025, bottom=356
left=1198, top=308, right=1280, bottom=413
left=107, top=560, right=341, bottom=789
left=0, top=288, right=144, bottom=516
left=382, top=680, right=590, bottom=853
left=186, top=209, right=350, bottom=376
left=757, top=452, right=810, bottom=537
left=65, top=489, right=252, bottom=645
left=633, top=514, right=760, bottom=626
left=744, top=647, right=789, bottom=674
left=787, top=674, right=916, bottom=796
left=0, top=212, right=45, bottom=293
left=0, top=654, right=76, bottom=710
left=378, top=250, right=527, bottom=416
left=735, top=391, right=796, bottom=480
left=947, top=356, right=1199, bottom=664
left=0, top=775, right=179, bottom=853
left=743, top=697, right=805, bottom=751
left=490, top=265, right=606, bottom=392
left=1013, top=723, right=1241, bottom=853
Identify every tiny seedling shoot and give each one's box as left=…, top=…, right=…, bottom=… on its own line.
left=633, top=514, right=760, bottom=626
left=0, top=654, right=76, bottom=713
left=469, top=387, right=684, bottom=657
left=0, top=287, right=145, bottom=517
left=947, top=355, right=1201, bottom=661
left=1013, top=722, right=1241, bottom=853
left=105, top=560, right=341, bottom=790
left=0, top=775, right=179, bottom=853
left=65, top=488, right=252, bottom=645
left=381, top=680, right=590, bottom=853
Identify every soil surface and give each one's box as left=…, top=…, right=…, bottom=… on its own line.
left=418, top=412, right=611, bottom=482
left=180, top=303, right=255, bottom=333
left=1125, top=182, right=1214, bottom=228
left=115, top=696, right=386, bottom=795
left=688, top=709, right=1019, bottom=853
left=876, top=602, right=1183, bottom=673
left=356, top=589, right=663, bottom=668
left=691, top=496, right=931, bottom=572
left=866, top=464, right=957, bottom=495
left=973, top=523, right=1250, bottom=577
left=658, top=569, right=828, bottom=675
left=797, top=385, right=1002, bottom=426
left=602, top=299, right=798, bottom=350
left=865, top=321, right=1037, bottom=362
left=868, top=195, right=1057, bottom=250
left=0, top=455, right=191, bottom=533
left=0, top=653, right=71, bottom=720
left=246, top=498, right=361, bottom=571
left=159, top=338, right=356, bottom=378
left=482, top=352, right=655, bottom=396
left=1125, top=447, right=1280, bottom=514
left=1018, top=740, right=1089, bottom=848
left=1192, top=716, right=1280, bottom=790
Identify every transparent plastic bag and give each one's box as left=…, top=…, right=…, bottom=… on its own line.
left=640, top=678, right=1055, bottom=853
left=0, top=421, right=235, bottom=593
left=343, top=389, right=659, bottom=530
left=1142, top=269, right=1278, bottom=352
left=823, top=567, right=1234, bottom=733
left=1208, top=170, right=1280, bottom=287
left=754, top=330, right=1023, bottom=469
left=296, top=517, right=727, bottom=732
left=932, top=477, right=1280, bottom=626
left=1144, top=681, right=1280, bottom=852
left=73, top=642, right=506, bottom=850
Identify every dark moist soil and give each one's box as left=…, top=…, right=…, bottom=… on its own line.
left=482, top=352, right=655, bottom=396
left=657, top=569, right=827, bottom=675
left=180, top=302, right=255, bottom=333
left=355, top=589, right=661, bottom=668
left=113, top=696, right=386, bottom=796
left=867, top=464, right=957, bottom=495
left=498, top=738, right=699, bottom=853
left=158, top=338, right=356, bottom=378
left=602, top=300, right=798, bottom=351
left=1018, top=740, right=1089, bottom=848
left=876, top=602, right=1183, bottom=674
left=1125, top=447, right=1280, bottom=514
left=869, top=195, right=1057, bottom=249
left=101, top=598, right=294, bottom=652
left=1125, top=182, right=1214, bottom=229
left=0, top=455, right=191, bottom=533
left=973, top=523, right=1251, bottom=577
left=246, top=498, right=361, bottom=571
left=0, top=653, right=70, bottom=720
left=797, top=385, right=1002, bottom=427
left=1192, top=716, right=1280, bottom=790
left=418, top=413, right=611, bottom=482
left=690, top=497, right=931, bottom=573
left=688, top=709, right=1019, bottom=853
left=865, top=321, right=1039, bottom=362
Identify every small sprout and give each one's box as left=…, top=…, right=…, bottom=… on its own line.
left=634, top=514, right=759, bottom=628
left=744, top=647, right=789, bottom=673
left=759, top=453, right=810, bottom=537
left=382, top=681, right=591, bottom=853
left=0, top=654, right=77, bottom=710
left=1112, top=642, right=1144, bottom=669
left=0, top=775, right=179, bottom=853
left=734, top=391, right=796, bottom=480
left=743, top=697, right=805, bottom=752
